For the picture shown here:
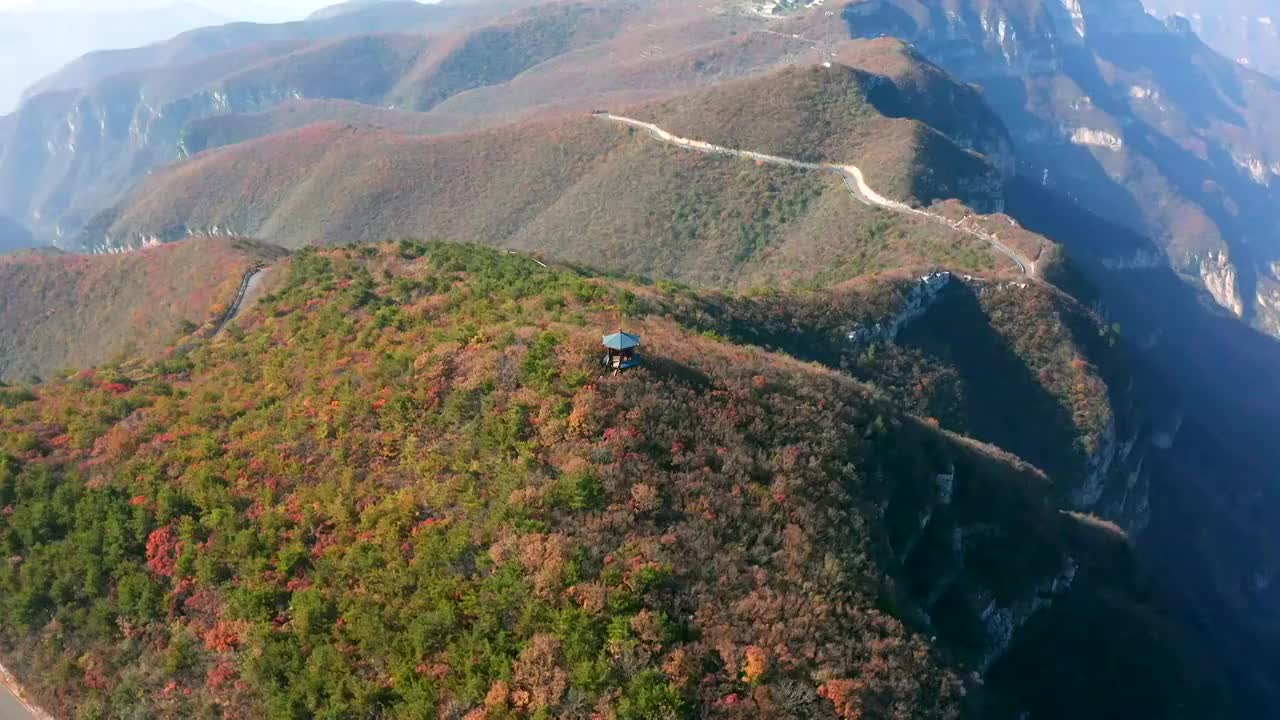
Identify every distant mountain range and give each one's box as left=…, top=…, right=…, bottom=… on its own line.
left=0, top=3, right=233, bottom=116
left=1144, top=0, right=1280, bottom=78
left=81, top=60, right=1028, bottom=289
left=4, top=0, right=1280, bottom=342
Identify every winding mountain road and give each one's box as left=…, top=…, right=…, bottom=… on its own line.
left=167, top=263, right=268, bottom=359
left=211, top=264, right=266, bottom=338
left=0, top=664, right=45, bottom=720
left=0, top=687, right=35, bottom=720
left=595, top=112, right=1035, bottom=276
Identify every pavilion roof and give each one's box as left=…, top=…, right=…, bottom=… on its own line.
left=602, top=332, right=641, bottom=350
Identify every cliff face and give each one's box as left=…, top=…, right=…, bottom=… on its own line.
left=1144, top=0, right=1280, bottom=80
left=1255, top=273, right=1280, bottom=337
left=0, top=34, right=430, bottom=246
left=1196, top=250, right=1245, bottom=318
left=0, top=0, right=639, bottom=247
left=656, top=266, right=1163, bottom=679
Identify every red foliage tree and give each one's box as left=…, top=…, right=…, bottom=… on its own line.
left=145, top=525, right=181, bottom=577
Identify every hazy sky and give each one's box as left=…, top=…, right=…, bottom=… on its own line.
left=0, top=1, right=335, bottom=22
left=0, top=0, right=356, bottom=113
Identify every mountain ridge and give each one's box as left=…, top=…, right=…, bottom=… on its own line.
left=74, top=62, right=1041, bottom=288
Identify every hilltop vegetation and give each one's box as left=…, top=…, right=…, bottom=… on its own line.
left=0, top=242, right=1225, bottom=719
left=0, top=238, right=282, bottom=382
left=0, top=0, right=1276, bottom=715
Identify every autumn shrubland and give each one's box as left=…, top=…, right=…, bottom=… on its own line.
left=0, top=240, right=1189, bottom=719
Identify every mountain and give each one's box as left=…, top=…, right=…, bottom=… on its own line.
left=18, top=1, right=461, bottom=102
left=0, top=0, right=690, bottom=245
left=0, top=241, right=1232, bottom=718
left=74, top=62, right=1045, bottom=289
left=804, top=3, right=1280, bottom=712
left=1144, top=0, right=1280, bottom=79
left=1, top=0, right=1280, bottom=716
left=13, top=0, right=1280, bottom=338
left=0, top=3, right=232, bottom=115
left=0, top=237, right=283, bottom=382
left=0, top=0, right=483, bottom=245
left=828, top=0, right=1280, bottom=338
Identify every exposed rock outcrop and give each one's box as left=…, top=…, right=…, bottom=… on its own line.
left=1196, top=251, right=1245, bottom=318
left=846, top=271, right=953, bottom=344
left=1069, top=127, right=1124, bottom=151
left=1254, top=281, right=1280, bottom=337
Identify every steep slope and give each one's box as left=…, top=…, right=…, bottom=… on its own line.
left=0, top=0, right=519, bottom=245
left=0, top=32, right=434, bottom=244
left=422, top=6, right=792, bottom=119
left=632, top=61, right=1005, bottom=211
left=785, top=4, right=1280, bottom=713
left=0, top=241, right=1227, bottom=719
left=0, top=238, right=283, bottom=382
left=656, top=271, right=1155, bottom=528
left=77, top=64, right=1039, bottom=288
left=0, top=0, right=1019, bottom=249
left=0, top=0, right=682, bottom=246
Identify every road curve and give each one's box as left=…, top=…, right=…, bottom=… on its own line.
left=0, top=687, right=37, bottom=720
left=596, top=112, right=1035, bottom=276
left=211, top=264, right=266, bottom=338
left=0, top=663, right=46, bottom=720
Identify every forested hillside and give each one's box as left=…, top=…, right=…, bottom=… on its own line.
left=0, top=242, right=1228, bottom=719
